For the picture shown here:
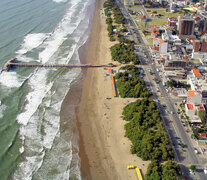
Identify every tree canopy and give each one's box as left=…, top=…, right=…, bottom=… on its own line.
left=145, top=160, right=181, bottom=180
left=115, top=66, right=151, bottom=98
left=123, top=98, right=174, bottom=161
left=110, top=43, right=139, bottom=64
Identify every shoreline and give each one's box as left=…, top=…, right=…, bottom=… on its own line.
left=60, top=0, right=150, bottom=179
left=77, top=0, right=150, bottom=179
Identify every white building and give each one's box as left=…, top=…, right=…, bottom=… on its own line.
left=187, top=68, right=207, bottom=91
left=159, top=42, right=168, bottom=54
left=162, top=31, right=181, bottom=45
left=185, top=103, right=205, bottom=123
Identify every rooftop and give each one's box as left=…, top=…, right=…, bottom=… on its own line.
left=192, top=68, right=202, bottom=77
left=199, top=104, right=205, bottom=111
left=199, top=132, right=207, bottom=137
left=188, top=90, right=201, bottom=97
left=187, top=104, right=194, bottom=110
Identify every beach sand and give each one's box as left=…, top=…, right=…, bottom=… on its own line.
left=77, top=0, right=150, bottom=179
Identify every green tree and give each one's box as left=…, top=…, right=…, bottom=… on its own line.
left=145, top=160, right=162, bottom=180
left=110, top=43, right=139, bottom=64
left=190, top=165, right=196, bottom=171
left=162, top=160, right=181, bottom=180
left=198, top=110, right=207, bottom=124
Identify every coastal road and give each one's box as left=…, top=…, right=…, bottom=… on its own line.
left=115, top=0, right=207, bottom=179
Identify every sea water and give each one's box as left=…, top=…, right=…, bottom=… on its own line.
left=0, top=0, right=95, bottom=179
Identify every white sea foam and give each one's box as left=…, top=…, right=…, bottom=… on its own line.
left=39, top=0, right=84, bottom=64
left=14, top=152, right=45, bottom=180
left=17, top=69, right=53, bottom=126
left=16, top=33, right=50, bottom=55
left=0, top=104, right=7, bottom=119
left=13, top=0, right=95, bottom=179
left=0, top=71, right=25, bottom=88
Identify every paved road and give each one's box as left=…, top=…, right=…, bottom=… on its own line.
left=115, top=0, right=207, bottom=179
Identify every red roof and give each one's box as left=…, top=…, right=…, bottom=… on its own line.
left=188, top=90, right=201, bottom=98
left=187, top=104, right=194, bottom=110
left=193, top=68, right=202, bottom=77
left=199, top=104, right=205, bottom=111
left=194, top=16, right=201, bottom=22
left=199, top=132, right=207, bottom=137
left=141, top=16, right=146, bottom=20
left=168, top=17, right=178, bottom=22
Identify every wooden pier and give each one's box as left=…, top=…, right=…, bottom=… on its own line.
left=1, top=58, right=116, bottom=72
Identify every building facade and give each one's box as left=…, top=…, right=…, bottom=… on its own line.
left=178, top=16, right=195, bottom=38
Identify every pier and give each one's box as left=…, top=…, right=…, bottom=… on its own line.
left=2, top=58, right=116, bottom=72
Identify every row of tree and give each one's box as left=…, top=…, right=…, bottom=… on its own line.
left=104, top=0, right=125, bottom=41
left=115, top=65, right=151, bottom=97
left=122, top=98, right=174, bottom=161
left=115, top=66, right=181, bottom=177
left=104, top=0, right=139, bottom=64
left=104, top=0, right=115, bottom=41
left=104, top=0, right=125, bottom=24
left=167, top=79, right=190, bottom=89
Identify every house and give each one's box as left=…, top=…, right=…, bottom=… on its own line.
left=185, top=102, right=205, bottom=123
left=187, top=90, right=202, bottom=104
left=168, top=17, right=178, bottom=28
left=187, top=71, right=207, bottom=91
left=140, top=16, right=146, bottom=21
left=149, top=26, right=160, bottom=36
left=192, top=68, right=202, bottom=79
left=153, top=38, right=161, bottom=51
left=185, top=103, right=195, bottom=116
left=163, top=69, right=186, bottom=79
left=199, top=132, right=207, bottom=139
left=194, top=16, right=201, bottom=24
left=162, top=31, right=181, bottom=45
left=172, top=88, right=187, bottom=97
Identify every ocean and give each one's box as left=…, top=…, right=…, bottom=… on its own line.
left=0, top=0, right=95, bottom=179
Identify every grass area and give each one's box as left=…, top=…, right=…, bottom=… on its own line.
left=146, top=8, right=184, bottom=17
left=143, top=30, right=151, bottom=36
left=149, top=18, right=168, bottom=26
left=136, top=20, right=146, bottom=29
left=127, top=5, right=142, bottom=12
left=147, top=38, right=153, bottom=45
left=190, top=59, right=202, bottom=64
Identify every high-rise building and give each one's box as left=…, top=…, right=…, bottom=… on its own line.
left=192, top=39, right=207, bottom=59
left=199, top=20, right=207, bottom=33
left=201, top=39, right=207, bottom=53
left=178, top=16, right=195, bottom=38
left=193, top=40, right=200, bottom=53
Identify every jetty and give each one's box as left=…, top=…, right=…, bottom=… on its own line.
left=2, top=58, right=116, bottom=72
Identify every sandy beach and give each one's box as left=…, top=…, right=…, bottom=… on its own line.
left=77, top=0, right=150, bottom=179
